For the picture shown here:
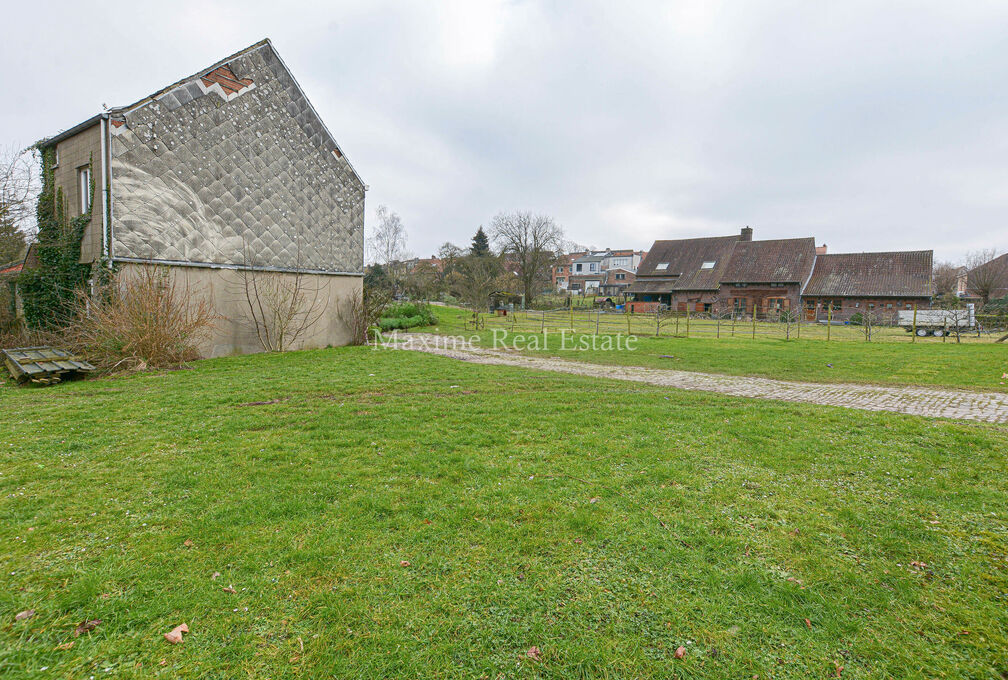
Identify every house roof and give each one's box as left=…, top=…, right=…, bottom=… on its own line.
left=0, top=262, right=23, bottom=275
left=803, top=250, right=933, bottom=298
left=636, top=235, right=740, bottom=290
left=967, top=252, right=1008, bottom=298
left=37, top=39, right=362, bottom=186
left=721, top=237, right=817, bottom=283
left=626, top=279, right=677, bottom=294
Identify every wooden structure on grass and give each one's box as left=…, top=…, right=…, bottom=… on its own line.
left=2, top=347, right=95, bottom=385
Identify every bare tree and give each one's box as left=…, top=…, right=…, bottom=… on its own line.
left=239, top=238, right=329, bottom=352
left=449, top=253, right=506, bottom=314
left=964, top=248, right=1007, bottom=306
left=0, top=145, right=39, bottom=265
left=932, top=261, right=962, bottom=298
left=368, top=205, right=407, bottom=293
left=490, top=210, right=564, bottom=306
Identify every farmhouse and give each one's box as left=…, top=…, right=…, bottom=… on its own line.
left=27, top=39, right=365, bottom=356
left=801, top=250, right=933, bottom=320
left=629, top=227, right=933, bottom=319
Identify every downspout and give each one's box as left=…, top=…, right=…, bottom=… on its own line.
left=100, top=113, right=114, bottom=267
left=99, top=115, right=109, bottom=263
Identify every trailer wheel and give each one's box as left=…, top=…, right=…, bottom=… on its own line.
left=916, top=328, right=928, bottom=337
left=932, top=328, right=944, bottom=337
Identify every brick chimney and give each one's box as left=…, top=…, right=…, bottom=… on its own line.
left=740, top=226, right=753, bottom=241
left=816, top=243, right=827, bottom=255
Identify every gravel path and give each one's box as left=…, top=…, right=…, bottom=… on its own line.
left=395, top=333, right=1008, bottom=423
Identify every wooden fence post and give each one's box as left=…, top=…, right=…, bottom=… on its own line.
left=752, top=311, right=756, bottom=340
left=655, top=310, right=660, bottom=337
left=827, top=304, right=832, bottom=342
left=731, top=313, right=736, bottom=337
left=627, top=309, right=631, bottom=335
left=675, top=312, right=680, bottom=336
left=596, top=309, right=600, bottom=335
left=685, top=307, right=690, bottom=337
left=717, top=316, right=721, bottom=339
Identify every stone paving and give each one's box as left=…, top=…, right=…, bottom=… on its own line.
left=395, top=333, right=1008, bottom=424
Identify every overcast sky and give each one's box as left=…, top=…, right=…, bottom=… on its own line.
left=3, top=1, right=1006, bottom=262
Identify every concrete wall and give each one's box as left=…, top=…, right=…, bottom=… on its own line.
left=50, top=124, right=104, bottom=264
left=118, top=262, right=361, bottom=357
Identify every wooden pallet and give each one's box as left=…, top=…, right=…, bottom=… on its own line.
left=2, top=347, right=96, bottom=385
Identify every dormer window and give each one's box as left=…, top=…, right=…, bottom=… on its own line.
left=655, top=263, right=669, bottom=270
left=701, top=261, right=716, bottom=269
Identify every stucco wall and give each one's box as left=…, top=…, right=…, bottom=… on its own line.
left=50, top=123, right=104, bottom=264
left=118, top=262, right=361, bottom=357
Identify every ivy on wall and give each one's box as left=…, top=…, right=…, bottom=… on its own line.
left=18, top=147, right=94, bottom=329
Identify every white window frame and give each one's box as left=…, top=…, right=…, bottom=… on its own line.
left=78, top=166, right=92, bottom=214
left=701, top=261, right=716, bottom=269
left=655, top=263, right=669, bottom=270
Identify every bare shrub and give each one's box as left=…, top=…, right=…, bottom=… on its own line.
left=239, top=239, right=330, bottom=352
left=339, top=285, right=390, bottom=345
left=64, top=267, right=217, bottom=372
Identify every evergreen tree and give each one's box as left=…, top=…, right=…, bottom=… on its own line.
left=470, top=227, right=490, bottom=257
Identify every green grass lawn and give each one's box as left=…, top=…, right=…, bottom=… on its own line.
left=424, top=305, right=1008, bottom=392
left=2, top=347, right=1007, bottom=678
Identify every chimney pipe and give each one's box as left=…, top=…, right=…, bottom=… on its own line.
left=816, top=243, right=827, bottom=255
left=740, top=226, right=753, bottom=241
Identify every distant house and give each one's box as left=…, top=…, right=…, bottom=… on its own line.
left=801, top=251, right=933, bottom=320
left=563, top=248, right=646, bottom=294
left=966, top=252, right=1008, bottom=302
left=630, top=227, right=933, bottom=319
left=29, top=39, right=365, bottom=356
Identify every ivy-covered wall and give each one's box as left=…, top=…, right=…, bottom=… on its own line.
left=17, top=146, right=94, bottom=329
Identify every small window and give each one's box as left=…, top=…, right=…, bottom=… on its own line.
left=655, top=263, right=669, bottom=270
left=701, top=261, right=715, bottom=269
left=78, top=166, right=92, bottom=214
left=576, top=264, right=582, bottom=272
left=589, top=263, right=597, bottom=272
left=52, top=147, right=59, bottom=168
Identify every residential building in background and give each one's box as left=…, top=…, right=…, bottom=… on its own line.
left=629, top=227, right=933, bottom=319
left=561, top=248, right=646, bottom=294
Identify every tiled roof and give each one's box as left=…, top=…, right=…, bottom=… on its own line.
left=626, top=279, right=677, bottom=294
left=803, top=250, right=933, bottom=297
left=967, top=252, right=1008, bottom=298
left=721, top=237, right=816, bottom=283
left=200, top=65, right=254, bottom=97
left=0, top=262, right=23, bottom=275
left=636, top=235, right=739, bottom=290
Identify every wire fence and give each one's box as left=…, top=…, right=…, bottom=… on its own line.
left=439, top=306, right=1008, bottom=344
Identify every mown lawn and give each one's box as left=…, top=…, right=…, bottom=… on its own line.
left=1, top=347, right=1007, bottom=678
left=424, top=306, right=1008, bottom=392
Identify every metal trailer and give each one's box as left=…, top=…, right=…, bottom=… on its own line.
left=897, top=305, right=975, bottom=337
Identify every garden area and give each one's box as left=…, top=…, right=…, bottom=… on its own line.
left=2, top=345, right=1007, bottom=678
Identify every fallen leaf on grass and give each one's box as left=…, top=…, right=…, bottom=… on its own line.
left=674, top=646, right=686, bottom=659
left=74, top=619, right=101, bottom=636
left=400, top=560, right=410, bottom=567
left=222, top=585, right=237, bottom=594
left=211, top=572, right=220, bottom=581
left=55, top=641, right=74, bottom=651
left=164, top=623, right=189, bottom=644
left=835, top=664, right=844, bottom=677
left=589, top=497, right=600, bottom=504
left=526, top=646, right=542, bottom=661
left=15, top=609, right=35, bottom=621
left=804, top=618, right=812, bottom=629
left=183, top=539, right=194, bottom=548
